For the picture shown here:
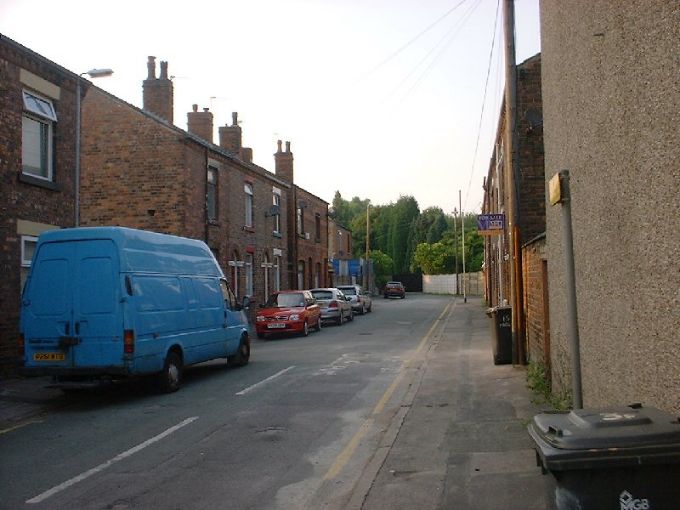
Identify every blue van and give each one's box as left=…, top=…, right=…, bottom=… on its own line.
left=20, top=227, right=250, bottom=392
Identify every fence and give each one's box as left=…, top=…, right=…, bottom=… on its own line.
left=422, top=272, right=484, bottom=296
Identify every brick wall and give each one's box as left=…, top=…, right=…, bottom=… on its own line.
left=0, top=37, right=78, bottom=370
left=522, top=236, right=550, bottom=376
left=292, top=186, right=329, bottom=289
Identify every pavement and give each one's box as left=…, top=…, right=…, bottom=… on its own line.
left=0, top=296, right=552, bottom=509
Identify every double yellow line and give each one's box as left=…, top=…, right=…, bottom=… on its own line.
left=323, top=300, right=454, bottom=480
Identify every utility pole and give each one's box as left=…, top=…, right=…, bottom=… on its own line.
left=503, top=0, right=524, bottom=364
left=453, top=207, right=458, bottom=294
left=460, top=190, right=466, bottom=303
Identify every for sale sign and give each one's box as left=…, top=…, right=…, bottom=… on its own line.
left=477, top=214, right=505, bottom=236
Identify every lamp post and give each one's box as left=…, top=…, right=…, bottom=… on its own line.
left=453, top=207, right=458, bottom=294
left=365, top=202, right=370, bottom=292
left=75, top=68, right=113, bottom=226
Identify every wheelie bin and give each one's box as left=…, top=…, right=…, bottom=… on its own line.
left=528, top=403, right=680, bottom=509
left=488, top=305, right=512, bottom=364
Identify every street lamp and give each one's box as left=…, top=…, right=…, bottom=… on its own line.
left=75, top=68, right=113, bottom=226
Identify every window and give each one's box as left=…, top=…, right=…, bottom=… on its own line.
left=297, top=260, right=305, bottom=290
left=207, top=166, right=217, bottom=222
left=296, top=206, right=304, bottom=236
left=22, top=91, right=57, bottom=180
left=245, top=253, right=253, bottom=296
left=315, top=214, right=321, bottom=241
left=20, top=236, right=38, bottom=292
left=274, top=256, right=281, bottom=292
left=229, top=252, right=242, bottom=297
left=244, top=183, right=253, bottom=227
left=314, top=262, right=321, bottom=288
left=262, top=254, right=270, bottom=298
left=273, top=192, right=281, bottom=234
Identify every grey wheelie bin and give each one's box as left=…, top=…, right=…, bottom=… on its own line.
left=488, top=305, right=512, bottom=364
left=528, top=403, right=680, bottom=510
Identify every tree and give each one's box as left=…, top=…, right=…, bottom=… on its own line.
left=369, top=250, right=394, bottom=290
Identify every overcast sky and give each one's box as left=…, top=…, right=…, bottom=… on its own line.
left=1, top=0, right=540, bottom=214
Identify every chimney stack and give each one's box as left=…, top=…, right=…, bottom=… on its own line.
left=143, top=56, right=174, bottom=124
left=187, top=104, right=214, bottom=143
left=241, top=147, right=253, bottom=163
left=274, top=139, right=294, bottom=183
left=218, top=112, right=242, bottom=155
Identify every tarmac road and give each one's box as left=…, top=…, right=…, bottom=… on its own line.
left=0, top=294, right=549, bottom=509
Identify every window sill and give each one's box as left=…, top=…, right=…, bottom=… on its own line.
left=18, top=172, right=60, bottom=191
left=207, top=220, right=220, bottom=226
left=242, top=226, right=255, bottom=233
left=272, top=231, right=282, bottom=238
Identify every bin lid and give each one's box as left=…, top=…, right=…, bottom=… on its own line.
left=530, top=404, right=680, bottom=451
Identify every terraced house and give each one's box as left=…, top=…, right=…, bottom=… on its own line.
left=80, top=56, right=294, bottom=311
left=0, top=35, right=82, bottom=371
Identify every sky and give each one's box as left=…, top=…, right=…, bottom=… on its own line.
left=1, top=0, right=540, bottom=214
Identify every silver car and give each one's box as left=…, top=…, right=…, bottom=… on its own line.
left=336, top=284, right=372, bottom=315
left=310, top=288, right=353, bottom=325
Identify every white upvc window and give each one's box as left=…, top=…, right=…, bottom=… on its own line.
left=20, top=235, right=38, bottom=292
left=245, top=253, right=253, bottom=296
left=22, top=90, right=57, bottom=180
left=244, top=183, right=253, bottom=227
left=274, top=255, right=281, bottom=292
left=273, top=192, right=281, bottom=234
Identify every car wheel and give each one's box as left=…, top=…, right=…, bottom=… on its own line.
left=384, top=295, right=388, bottom=299
left=348, top=310, right=354, bottom=321
left=359, top=305, right=365, bottom=315
left=315, top=316, right=322, bottom=332
left=256, top=331, right=266, bottom=339
left=302, top=321, right=309, bottom=337
left=337, top=311, right=344, bottom=325
left=228, top=335, right=250, bottom=367
left=158, top=351, right=182, bottom=393
left=368, top=304, right=372, bottom=312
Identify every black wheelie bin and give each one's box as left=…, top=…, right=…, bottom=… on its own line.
left=528, top=403, right=680, bottom=509
left=488, top=305, right=512, bottom=364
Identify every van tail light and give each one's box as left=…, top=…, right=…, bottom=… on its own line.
left=329, top=300, right=338, bottom=308
left=124, top=330, right=135, bottom=354
left=19, top=333, right=25, bottom=358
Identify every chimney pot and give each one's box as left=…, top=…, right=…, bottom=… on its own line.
left=203, top=107, right=209, bottom=112
left=192, top=104, right=198, bottom=112
left=147, top=56, right=156, bottom=79
left=160, top=61, right=169, bottom=79
left=277, top=140, right=283, bottom=153
left=285, top=141, right=291, bottom=152
left=232, top=112, right=238, bottom=126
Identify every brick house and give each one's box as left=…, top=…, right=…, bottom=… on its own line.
left=327, top=219, right=352, bottom=287
left=482, top=53, right=546, bottom=367
left=0, top=35, right=82, bottom=370
left=80, top=56, right=291, bottom=310
left=274, top=140, right=329, bottom=289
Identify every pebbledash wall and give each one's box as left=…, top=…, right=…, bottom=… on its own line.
left=540, top=2, right=679, bottom=413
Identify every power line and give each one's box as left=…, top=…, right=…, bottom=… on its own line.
left=356, top=0, right=469, bottom=84
left=463, top=0, right=501, bottom=211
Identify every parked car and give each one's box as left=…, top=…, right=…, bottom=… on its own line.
left=384, top=281, right=406, bottom=299
left=337, top=284, right=372, bottom=315
left=255, top=290, right=321, bottom=339
left=310, top=288, right=353, bottom=325
left=20, top=227, right=250, bottom=393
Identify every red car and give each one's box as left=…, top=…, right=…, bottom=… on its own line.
left=255, top=290, right=322, bottom=339
left=384, top=281, right=406, bottom=299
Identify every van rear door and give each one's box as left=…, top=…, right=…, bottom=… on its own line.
left=23, top=240, right=121, bottom=369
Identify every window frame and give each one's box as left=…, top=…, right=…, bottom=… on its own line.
left=206, top=166, right=218, bottom=222
left=244, top=183, right=253, bottom=228
left=273, top=192, right=281, bottom=234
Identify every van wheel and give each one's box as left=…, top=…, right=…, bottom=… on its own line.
left=228, top=336, right=250, bottom=367
left=302, top=321, right=309, bottom=337
left=159, top=352, right=182, bottom=393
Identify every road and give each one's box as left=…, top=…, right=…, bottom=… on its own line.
left=0, top=293, right=453, bottom=510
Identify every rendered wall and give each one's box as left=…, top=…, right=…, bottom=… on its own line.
left=540, top=1, right=680, bottom=413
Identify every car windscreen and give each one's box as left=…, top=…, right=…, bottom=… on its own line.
left=266, top=293, right=305, bottom=307
left=311, top=291, right=333, bottom=301
left=338, top=287, right=356, bottom=295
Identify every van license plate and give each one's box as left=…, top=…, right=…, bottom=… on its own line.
left=33, top=352, right=65, bottom=361
left=268, top=323, right=286, bottom=329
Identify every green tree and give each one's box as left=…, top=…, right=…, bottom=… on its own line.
left=369, top=250, right=394, bottom=290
